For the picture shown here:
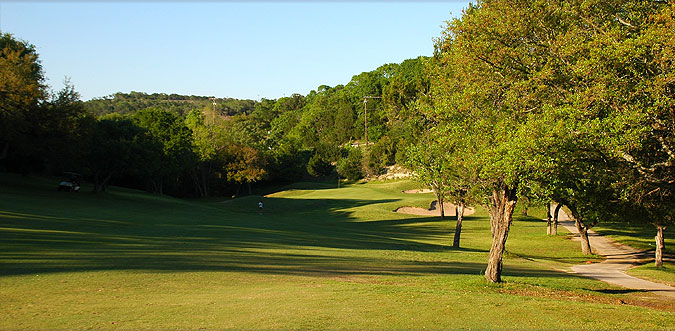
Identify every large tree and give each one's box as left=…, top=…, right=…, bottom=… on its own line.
left=597, top=2, right=675, bottom=266
left=0, top=32, right=47, bottom=170
left=134, top=107, right=194, bottom=195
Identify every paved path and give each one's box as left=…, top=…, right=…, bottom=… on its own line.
left=555, top=208, right=675, bottom=299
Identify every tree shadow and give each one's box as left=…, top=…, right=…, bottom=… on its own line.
left=0, top=193, right=570, bottom=280
left=592, top=289, right=647, bottom=295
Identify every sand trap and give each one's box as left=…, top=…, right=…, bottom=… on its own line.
left=402, top=188, right=433, bottom=194
left=396, top=201, right=475, bottom=217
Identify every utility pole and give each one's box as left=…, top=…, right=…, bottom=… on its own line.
left=209, top=97, right=217, bottom=126
left=363, top=96, right=381, bottom=147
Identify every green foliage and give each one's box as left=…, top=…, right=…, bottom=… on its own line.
left=0, top=32, right=48, bottom=171
left=365, top=136, right=396, bottom=176
left=133, top=107, right=194, bottom=195
left=86, top=114, right=159, bottom=192
left=85, top=92, right=255, bottom=118
left=307, top=152, right=334, bottom=178
left=337, top=147, right=363, bottom=181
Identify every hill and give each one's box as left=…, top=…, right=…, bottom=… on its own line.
left=84, top=91, right=256, bottom=118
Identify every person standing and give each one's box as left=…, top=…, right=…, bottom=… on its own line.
left=258, top=200, right=263, bottom=214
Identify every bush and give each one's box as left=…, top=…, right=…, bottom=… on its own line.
left=337, top=148, right=364, bottom=181
left=365, top=136, right=396, bottom=176
left=307, top=152, right=334, bottom=177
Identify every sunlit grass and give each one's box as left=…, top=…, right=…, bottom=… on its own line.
left=1, top=173, right=674, bottom=329
left=626, top=263, right=675, bottom=287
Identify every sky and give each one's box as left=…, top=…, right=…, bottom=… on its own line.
left=0, top=1, right=470, bottom=101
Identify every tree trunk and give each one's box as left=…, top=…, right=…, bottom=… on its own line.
left=655, top=225, right=665, bottom=267
left=546, top=202, right=552, bottom=236
left=521, top=196, right=529, bottom=216
left=434, top=189, right=444, bottom=220
left=191, top=171, right=205, bottom=197
left=0, top=141, right=8, bottom=160
left=567, top=205, right=592, bottom=255
left=453, top=201, right=465, bottom=248
left=247, top=182, right=252, bottom=195
left=93, top=173, right=112, bottom=193
left=485, top=186, right=518, bottom=283
left=552, top=203, right=562, bottom=236
left=576, top=221, right=592, bottom=255
left=439, top=198, right=445, bottom=220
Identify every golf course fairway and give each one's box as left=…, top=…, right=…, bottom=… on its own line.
left=1, top=174, right=674, bottom=329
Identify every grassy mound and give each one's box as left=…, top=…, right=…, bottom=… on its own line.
left=1, top=174, right=674, bottom=329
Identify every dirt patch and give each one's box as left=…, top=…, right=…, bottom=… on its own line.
left=497, top=285, right=675, bottom=312
left=396, top=201, right=475, bottom=217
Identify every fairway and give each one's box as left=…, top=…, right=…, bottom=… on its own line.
left=1, top=174, right=674, bottom=329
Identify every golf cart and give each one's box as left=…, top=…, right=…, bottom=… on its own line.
left=57, top=172, right=82, bottom=192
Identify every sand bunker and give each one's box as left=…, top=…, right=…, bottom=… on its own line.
left=396, top=201, right=475, bottom=217
left=402, top=188, right=433, bottom=194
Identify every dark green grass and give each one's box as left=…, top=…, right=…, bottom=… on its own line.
left=1, top=174, right=674, bottom=329
left=591, top=218, right=674, bottom=286
left=592, top=220, right=674, bottom=255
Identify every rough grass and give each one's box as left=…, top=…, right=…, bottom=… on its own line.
left=1, top=174, right=674, bottom=329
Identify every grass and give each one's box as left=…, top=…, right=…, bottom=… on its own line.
left=591, top=219, right=675, bottom=286
left=1, top=173, right=675, bottom=329
left=627, top=263, right=675, bottom=287
left=592, top=220, right=675, bottom=255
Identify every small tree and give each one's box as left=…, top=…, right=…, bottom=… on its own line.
left=405, top=134, right=452, bottom=220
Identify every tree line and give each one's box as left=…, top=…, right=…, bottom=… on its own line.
left=0, top=30, right=429, bottom=199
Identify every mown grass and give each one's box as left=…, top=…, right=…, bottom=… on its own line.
left=592, top=220, right=674, bottom=255
left=591, top=218, right=674, bottom=286
left=1, top=173, right=674, bottom=329
left=627, top=263, right=675, bottom=287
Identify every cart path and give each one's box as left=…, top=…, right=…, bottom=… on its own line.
left=555, top=208, right=675, bottom=299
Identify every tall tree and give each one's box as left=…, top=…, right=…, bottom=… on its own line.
left=432, top=0, right=589, bottom=281
left=134, top=107, right=194, bottom=195
left=0, top=32, right=47, bottom=170
left=86, top=115, right=157, bottom=192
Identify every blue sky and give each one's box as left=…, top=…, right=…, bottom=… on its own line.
left=0, top=1, right=469, bottom=101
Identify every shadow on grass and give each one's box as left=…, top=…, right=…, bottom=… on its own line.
left=0, top=189, right=570, bottom=280
left=592, top=289, right=647, bottom=295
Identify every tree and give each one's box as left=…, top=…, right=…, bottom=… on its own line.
left=431, top=0, right=588, bottom=281
left=86, top=115, right=157, bottom=192
left=337, top=147, right=364, bottom=181
left=185, top=108, right=215, bottom=197
left=600, top=2, right=675, bottom=267
left=38, top=78, right=93, bottom=174
left=219, top=143, right=267, bottom=195
left=307, top=152, right=334, bottom=178
left=404, top=125, right=475, bottom=229
left=0, top=32, right=47, bottom=170
left=134, top=107, right=194, bottom=195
